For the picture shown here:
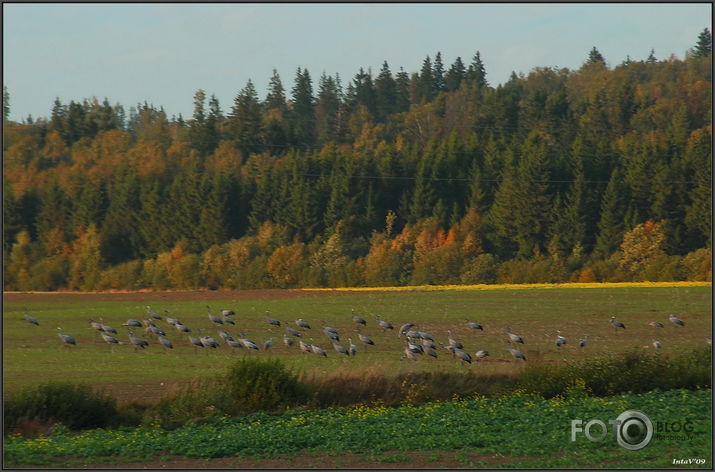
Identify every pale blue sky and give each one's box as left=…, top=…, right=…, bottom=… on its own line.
left=3, top=3, right=711, bottom=122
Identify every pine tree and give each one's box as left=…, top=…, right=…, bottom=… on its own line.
left=289, top=67, right=316, bottom=149
left=315, top=73, right=341, bottom=144
left=231, top=79, right=262, bottom=155
left=586, top=47, right=606, bottom=65
left=395, top=67, right=411, bottom=111
left=691, top=28, right=712, bottom=58
left=445, top=56, right=466, bottom=91
left=432, top=52, right=446, bottom=94
left=374, top=61, right=397, bottom=121
left=466, top=51, right=488, bottom=88
left=265, top=68, right=287, bottom=112
left=593, top=167, right=626, bottom=258
left=415, top=56, right=434, bottom=103
left=3, top=86, right=9, bottom=121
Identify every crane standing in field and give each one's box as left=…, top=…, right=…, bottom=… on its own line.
left=610, top=316, right=626, bottom=333
left=375, top=314, right=393, bottom=331
left=351, top=309, right=367, bottom=326
left=555, top=330, right=567, bottom=348
left=466, top=320, right=484, bottom=331
left=579, top=336, right=588, bottom=349
left=668, top=314, right=685, bottom=327
left=506, top=327, right=525, bottom=345
left=57, top=327, right=76, bottom=346
left=23, top=308, right=39, bottom=326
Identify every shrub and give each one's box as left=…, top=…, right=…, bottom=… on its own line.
left=144, top=358, right=308, bottom=428
left=4, top=383, right=119, bottom=434
left=518, top=347, right=711, bottom=397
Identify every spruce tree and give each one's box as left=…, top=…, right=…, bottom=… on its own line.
left=445, top=56, right=466, bottom=91
left=374, top=61, right=397, bottom=121
left=466, top=51, right=488, bottom=88
left=586, top=47, right=606, bottom=65
left=3, top=86, right=9, bottom=122
left=593, top=167, right=626, bottom=258
left=692, top=28, right=712, bottom=58
left=432, top=52, right=446, bottom=94
left=395, top=67, right=411, bottom=111
left=290, top=67, right=316, bottom=149
left=231, top=79, right=262, bottom=155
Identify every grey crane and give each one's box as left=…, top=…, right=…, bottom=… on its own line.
left=555, top=330, right=567, bottom=348
left=507, top=347, right=527, bottom=361
left=100, top=320, right=117, bottom=334
left=357, top=331, right=374, bottom=347
left=286, top=327, right=301, bottom=337
left=348, top=338, right=358, bottom=356
left=89, top=319, right=104, bottom=332
left=579, top=336, right=588, bottom=349
left=57, top=327, right=76, bottom=346
left=264, top=338, right=273, bottom=350
left=100, top=331, right=119, bottom=346
left=422, top=338, right=436, bottom=350
left=405, top=329, right=420, bottom=339
left=425, top=347, right=438, bottom=358
left=296, top=318, right=311, bottom=329
left=200, top=335, right=220, bottom=349
left=158, top=335, right=173, bottom=350
left=398, top=322, right=415, bottom=337
left=475, top=350, right=489, bottom=360
left=333, top=342, right=349, bottom=356
left=188, top=335, right=204, bottom=350
left=652, top=339, right=662, bottom=349
left=206, top=306, right=223, bottom=325
left=402, top=347, right=419, bottom=361
left=312, top=344, right=327, bottom=357
left=506, top=327, right=525, bottom=344
left=217, top=330, right=234, bottom=342
left=454, top=349, right=472, bottom=364
left=240, top=337, right=259, bottom=350
left=164, top=310, right=180, bottom=326
left=375, top=314, right=393, bottom=330
left=418, top=331, right=434, bottom=341
left=610, top=316, right=626, bottom=332
left=351, top=309, right=367, bottom=326
left=283, top=334, right=294, bottom=347
left=407, top=341, right=423, bottom=354
left=221, top=311, right=236, bottom=325
left=668, top=314, right=685, bottom=327
left=175, top=323, right=190, bottom=333
left=648, top=321, right=665, bottom=328
left=221, top=309, right=235, bottom=318
left=23, top=308, right=39, bottom=326
left=298, top=340, right=313, bottom=354
left=127, top=329, right=149, bottom=349
left=466, top=320, right=484, bottom=331
left=266, top=315, right=281, bottom=327
left=146, top=325, right=166, bottom=336
left=447, top=331, right=463, bottom=350
left=226, top=339, right=243, bottom=349
left=123, top=318, right=142, bottom=327
left=325, top=330, right=340, bottom=342
left=146, top=306, right=162, bottom=320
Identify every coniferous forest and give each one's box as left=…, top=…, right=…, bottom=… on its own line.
left=3, top=32, right=712, bottom=291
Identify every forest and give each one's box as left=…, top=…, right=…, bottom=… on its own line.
left=2, top=30, right=712, bottom=291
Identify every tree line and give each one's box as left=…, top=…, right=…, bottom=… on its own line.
left=3, top=30, right=712, bottom=290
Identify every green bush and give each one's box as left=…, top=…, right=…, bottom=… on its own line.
left=4, top=382, right=120, bottom=434
left=518, top=347, right=712, bottom=398
left=144, top=358, right=308, bottom=428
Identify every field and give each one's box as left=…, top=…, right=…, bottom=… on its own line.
left=3, top=283, right=712, bottom=468
left=4, top=283, right=711, bottom=402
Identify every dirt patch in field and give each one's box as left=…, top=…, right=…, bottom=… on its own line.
left=4, top=289, right=389, bottom=304
left=40, top=450, right=531, bottom=469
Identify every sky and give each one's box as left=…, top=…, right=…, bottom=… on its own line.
left=3, top=3, right=712, bottom=122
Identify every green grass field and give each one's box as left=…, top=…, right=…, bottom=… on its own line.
left=3, top=285, right=712, bottom=402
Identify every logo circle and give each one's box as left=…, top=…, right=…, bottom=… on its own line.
left=615, top=410, right=653, bottom=450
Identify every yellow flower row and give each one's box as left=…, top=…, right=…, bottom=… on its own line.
left=302, top=281, right=711, bottom=292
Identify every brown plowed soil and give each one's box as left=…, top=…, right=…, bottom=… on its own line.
left=4, top=289, right=388, bottom=303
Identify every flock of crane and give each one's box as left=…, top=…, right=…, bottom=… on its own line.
left=21, top=305, right=701, bottom=365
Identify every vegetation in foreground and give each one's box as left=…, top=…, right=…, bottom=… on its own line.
left=4, top=388, right=711, bottom=468
left=5, top=347, right=711, bottom=434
